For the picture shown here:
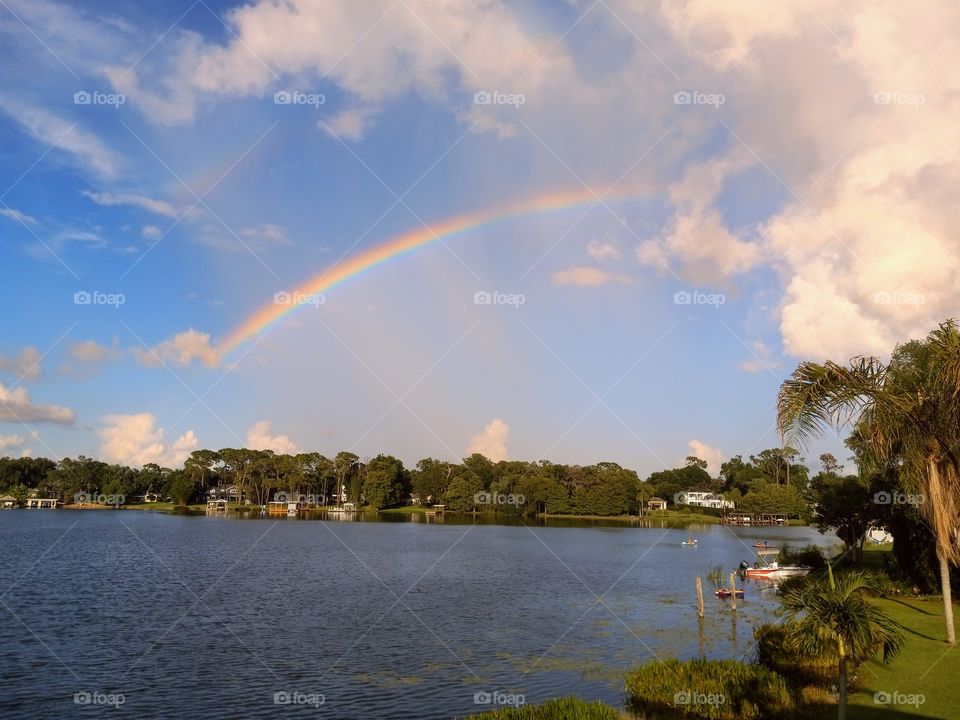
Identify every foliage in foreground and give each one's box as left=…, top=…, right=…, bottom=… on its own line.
left=755, top=624, right=838, bottom=690
left=462, top=696, right=622, bottom=719
left=625, top=659, right=793, bottom=719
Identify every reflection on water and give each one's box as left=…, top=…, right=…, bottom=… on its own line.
left=0, top=511, right=839, bottom=719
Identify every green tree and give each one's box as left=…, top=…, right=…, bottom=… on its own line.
left=781, top=566, right=903, bottom=720
left=443, top=467, right=484, bottom=512
left=808, top=474, right=873, bottom=562
left=363, top=454, right=405, bottom=509
left=778, top=320, right=960, bottom=643
left=334, top=451, right=360, bottom=505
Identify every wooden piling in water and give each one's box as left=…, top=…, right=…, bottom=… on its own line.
left=696, top=576, right=704, bottom=618
left=729, top=572, right=737, bottom=611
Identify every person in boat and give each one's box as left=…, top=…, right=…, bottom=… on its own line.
left=687, top=537, right=695, bottom=544
left=763, top=540, right=769, bottom=548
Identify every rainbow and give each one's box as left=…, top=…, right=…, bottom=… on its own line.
left=220, top=187, right=647, bottom=354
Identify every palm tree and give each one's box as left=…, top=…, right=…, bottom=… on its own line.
left=777, top=320, right=960, bottom=643
left=781, top=565, right=903, bottom=720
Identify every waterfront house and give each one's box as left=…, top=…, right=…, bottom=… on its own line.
left=26, top=498, right=58, bottom=509
left=0, top=495, right=16, bottom=508
left=675, top=490, right=735, bottom=510
left=647, top=497, right=667, bottom=511
left=207, top=485, right=244, bottom=503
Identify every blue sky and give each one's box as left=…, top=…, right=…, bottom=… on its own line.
left=2, top=0, right=955, bottom=475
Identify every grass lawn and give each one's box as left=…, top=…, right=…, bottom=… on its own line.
left=379, top=505, right=431, bottom=514
left=842, top=595, right=960, bottom=719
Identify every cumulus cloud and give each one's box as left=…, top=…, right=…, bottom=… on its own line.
left=0, top=347, right=42, bottom=381
left=99, top=413, right=198, bottom=467
left=0, top=383, right=74, bottom=424
left=552, top=266, right=632, bottom=287
left=467, top=418, right=509, bottom=462
left=69, top=339, right=121, bottom=364
left=109, top=0, right=561, bottom=138
left=587, top=239, right=621, bottom=261
left=141, top=225, right=162, bottom=239
left=688, top=439, right=723, bottom=477
left=246, top=420, right=298, bottom=454
left=647, top=0, right=960, bottom=360
left=636, top=152, right=763, bottom=281
left=0, top=434, right=26, bottom=452
left=131, top=329, right=221, bottom=368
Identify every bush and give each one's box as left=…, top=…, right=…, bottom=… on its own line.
left=462, top=696, right=622, bottom=719
left=754, top=623, right=837, bottom=689
left=776, top=544, right=826, bottom=569
left=625, top=659, right=793, bottom=719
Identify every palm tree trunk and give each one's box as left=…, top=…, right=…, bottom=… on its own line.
left=837, top=654, right=847, bottom=720
left=939, top=548, right=956, bottom=644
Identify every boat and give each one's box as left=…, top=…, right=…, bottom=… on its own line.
left=714, top=588, right=744, bottom=599
left=743, top=548, right=812, bottom=579
left=752, top=543, right=775, bottom=549
left=681, top=538, right=698, bottom=546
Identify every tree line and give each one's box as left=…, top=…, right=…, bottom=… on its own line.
left=2, top=443, right=827, bottom=518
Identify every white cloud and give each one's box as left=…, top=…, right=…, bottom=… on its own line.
left=246, top=420, right=298, bottom=454
left=0, top=207, right=38, bottom=225
left=99, top=412, right=198, bottom=467
left=687, top=439, right=723, bottom=476
left=737, top=340, right=781, bottom=374
left=0, top=98, right=122, bottom=178
left=141, top=224, right=162, bottom=239
left=0, top=434, right=25, bottom=452
left=131, top=329, right=221, bottom=368
left=552, top=266, right=632, bottom=287
left=111, top=0, right=563, bottom=139
left=586, top=239, right=621, bottom=261
left=0, top=347, right=42, bottom=381
left=467, top=418, right=509, bottom=462
left=82, top=190, right=180, bottom=218
left=0, top=383, right=74, bottom=424
left=619, top=0, right=960, bottom=361
left=69, top=340, right=119, bottom=364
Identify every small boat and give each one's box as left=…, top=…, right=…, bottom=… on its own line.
left=714, top=588, right=744, bottom=599
left=752, top=542, right=775, bottom=549
left=743, top=548, right=812, bottom=579
left=681, top=539, right=698, bottom=546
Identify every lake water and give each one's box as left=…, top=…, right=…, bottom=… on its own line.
left=0, top=511, right=839, bottom=719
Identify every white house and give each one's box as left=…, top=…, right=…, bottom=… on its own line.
left=675, top=491, right=734, bottom=510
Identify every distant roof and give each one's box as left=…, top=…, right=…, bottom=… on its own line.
left=0, top=495, right=16, bottom=502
